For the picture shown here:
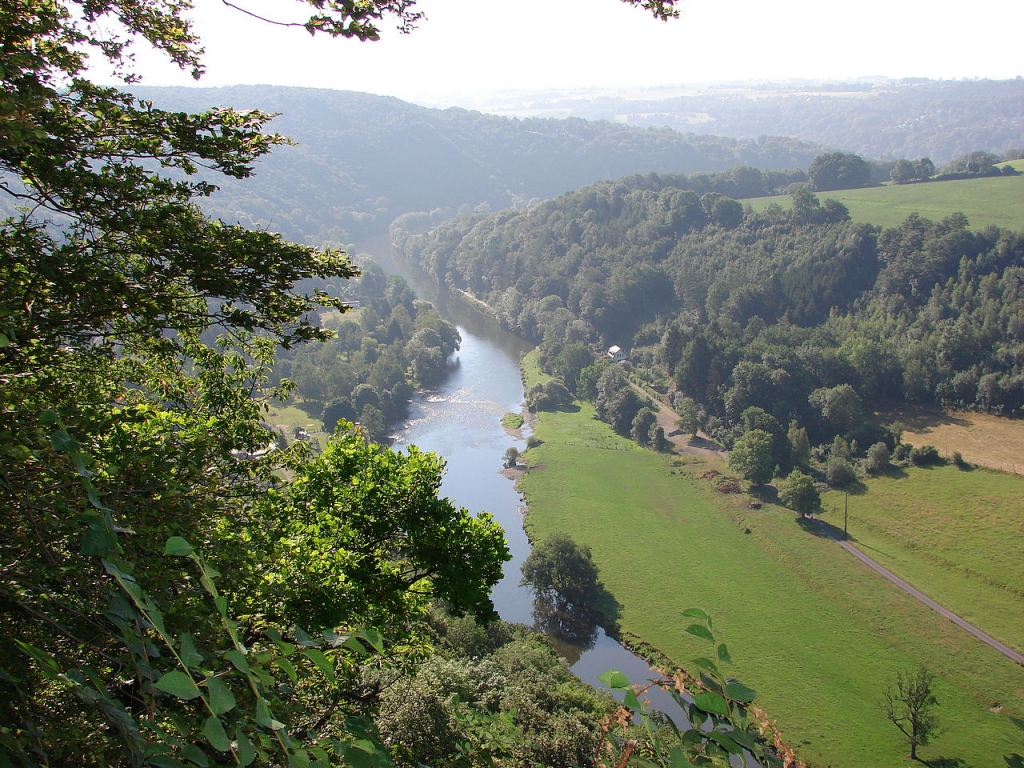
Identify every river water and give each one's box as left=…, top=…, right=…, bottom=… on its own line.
left=367, top=240, right=685, bottom=720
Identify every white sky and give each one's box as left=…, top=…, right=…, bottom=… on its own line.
left=124, top=0, right=1024, bottom=106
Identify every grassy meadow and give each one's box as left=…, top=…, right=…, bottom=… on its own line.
left=517, top=354, right=1024, bottom=768
left=745, top=173, right=1024, bottom=230
left=822, top=464, right=1024, bottom=653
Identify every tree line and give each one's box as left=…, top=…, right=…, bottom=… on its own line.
left=275, top=260, right=461, bottom=443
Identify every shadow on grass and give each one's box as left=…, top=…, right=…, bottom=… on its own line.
left=796, top=515, right=847, bottom=541
left=750, top=484, right=779, bottom=505
left=557, top=403, right=582, bottom=414
left=687, top=434, right=724, bottom=452
left=886, top=403, right=973, bottom=433
left=875, top=465, right=909, bottom=480
left=921, top=757, right=970, bottom=768
left=295, top=399, right=323, bottom=418
left=839, top=478, right=870, bottom=496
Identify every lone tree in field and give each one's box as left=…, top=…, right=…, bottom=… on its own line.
left=883, top=666, right=940, bottom=761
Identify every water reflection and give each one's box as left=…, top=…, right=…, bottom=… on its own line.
left=529, top=592, right=600, bottom=664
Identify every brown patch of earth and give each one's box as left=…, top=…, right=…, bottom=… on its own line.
left=500, top=462, right=546, bottom=481
left=879, top=404, right=1024, bottom=473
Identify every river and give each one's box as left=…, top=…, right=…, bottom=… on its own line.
left=366, top=238, right=686, bottom=720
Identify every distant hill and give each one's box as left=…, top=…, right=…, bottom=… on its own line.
left=746, top=174, right=1024, bottom=230
left=131, top=85, right=823, bottom=243
left=467, top=79, right=1024, bottom=164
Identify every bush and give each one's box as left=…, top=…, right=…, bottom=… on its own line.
left=893, top=442, right=913, bottom=464
left=865, top=442, right=890, bottom=474
left=778, top=470, right=820, bottom=516
left=952, top=450, right=969, bottom=469
left=909, top=445, right=943, bottom=466
left=826, top=456, right=857, bottom=487
left=526, top=436, right=543, bottom=449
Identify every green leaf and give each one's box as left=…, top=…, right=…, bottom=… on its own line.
left=275, top=656, right=297, bottom=684
left=164, top=537, right=194, bottom=556
left=235, top=729, right=256, bottom=766
left=224, top=649, right=249, bottom=674
left=294, top=626, right=315, bottom=647
left=681, top=607, right=708, bottom=620
left=39, top=410, right=59, bottom=425
left=81, top=526, right=117, bottom=556
left=203, top=715, right=231, bottom=752
left=302, top=649, right=336, bottom=682
left=704, top=730, right=743, bottom=754
left=692, top=691, right=729, bottom=716
left=684, top=623, right=715, bottom=642
left=692, top=656, right=719, bottom=675
left=716, top=643, right=732, bottom=664
left=0, top=332, right=9, bottom=348
left=180, top=743, right=210, bottom=766
left=354, top=627, right=384, bottom=654
left=668, top=746, right=693, bottom=768
left=146, top=758, right=189, bottom=768
left=255, top=699, right=285, bottom=731
left=154, top=670, right=201, bottom=700
left=204, top=676, right=236, bottom=714
left=623, top=689, right=643, bottom=712
left=85, top=483, right=111, bottom=511
left=286, top=749, right=311, bottom=768
left=598, top=670, right=631, bottom=690
left=49, top=429, right=80, bottom=453
left=179, top=633, right=204, bottom=668
left=724, top=680, right=758, bottom=703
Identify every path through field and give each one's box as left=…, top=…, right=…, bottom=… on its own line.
left=642, top=390, right=1024, bottom=666
left=811, top=517, right=1024, bottom=666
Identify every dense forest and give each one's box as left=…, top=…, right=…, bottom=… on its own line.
left=504, top=78, right=1024, bottom=164
left=394, top=172, right=1024, bottom=477
left=276, top=262, right=462, bottom=443
left=130, top=85, right=824, bottom=244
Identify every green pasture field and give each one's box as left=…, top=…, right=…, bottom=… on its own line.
left=745, top=174, right=1024, bottom=231
left=822, top=465, right=1024, bottom=652
left=264, top=400, right=328, bottom=449
left=517, top=356, right=1024, bottom=767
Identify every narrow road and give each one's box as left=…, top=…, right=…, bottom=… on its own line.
left=632, top=382, right=1024, bottom=666
left=811, top=518, right=1024, bottom=667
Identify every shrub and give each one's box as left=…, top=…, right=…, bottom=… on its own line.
left=909, top=445, right=943, bottom=466
left=865, top=442, right=890, bottom=474
left=826, top=456, right=857, bottom=487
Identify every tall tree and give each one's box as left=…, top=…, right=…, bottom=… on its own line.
left=883, top=667, right=940, bottom=761
left=728, top=429, right=776, bottom=486
left=808, top=152, right=871, bottom=191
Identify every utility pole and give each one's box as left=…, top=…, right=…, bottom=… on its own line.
left=844, top=492, right=849, bottom=540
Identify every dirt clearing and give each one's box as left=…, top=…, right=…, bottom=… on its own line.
left=881, top=405, right=1024, bottom=473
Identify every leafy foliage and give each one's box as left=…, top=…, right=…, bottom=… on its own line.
left=0, top=0, right=513, bottom=762
left=598, top=609, right=792, bottom=767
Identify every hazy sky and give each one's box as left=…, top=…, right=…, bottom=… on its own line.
left=126, top=0, right=1023, bottom=105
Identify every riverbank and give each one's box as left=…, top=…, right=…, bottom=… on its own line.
left=515, top=352, right=1024, bottom=768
